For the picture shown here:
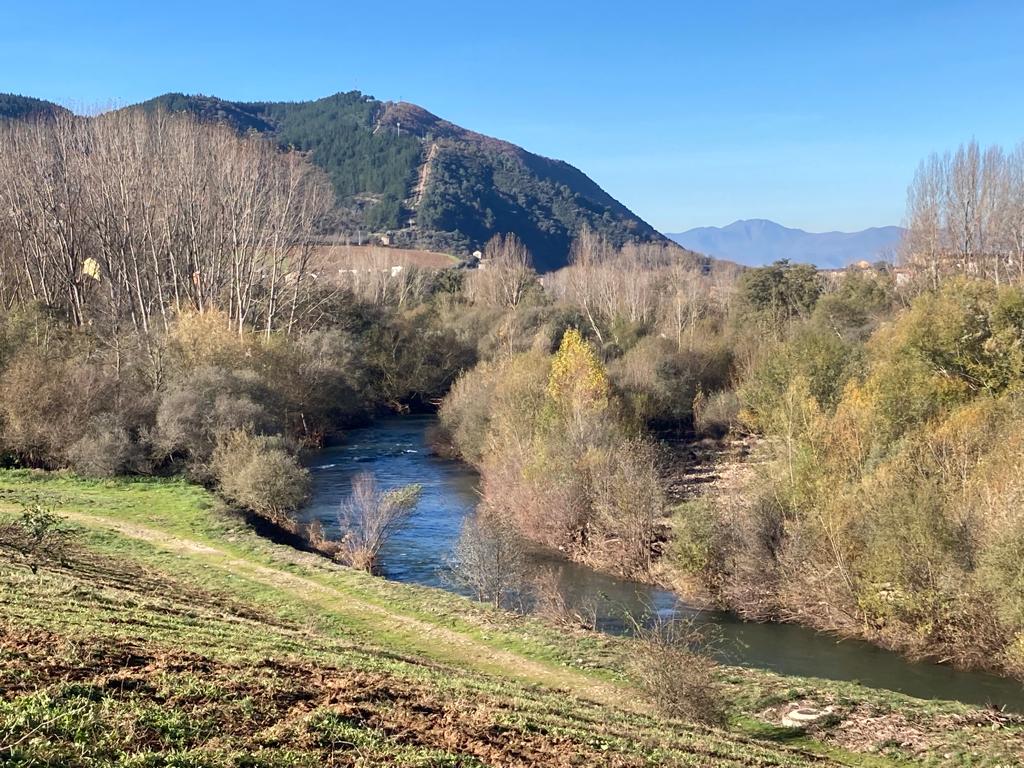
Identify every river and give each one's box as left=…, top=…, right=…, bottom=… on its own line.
left=301, top=414, right=1024, bottom=711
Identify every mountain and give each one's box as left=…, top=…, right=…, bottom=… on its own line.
left=0, top=94, right=71, bottom=121
left=667, top=219, right=904, bottom=269
left=130, top=92, right=667, bottom=271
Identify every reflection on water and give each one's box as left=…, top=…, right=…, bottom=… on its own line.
left=302, top=414, right=1024, bottom=711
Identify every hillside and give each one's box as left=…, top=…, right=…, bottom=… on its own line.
left=668, top=219, right=904, bottom=269
left=0, top=94, right=70, bottom=121
left=133, top=92, right=667, bottom=271
left=3, top=469, right=1021, bottom=766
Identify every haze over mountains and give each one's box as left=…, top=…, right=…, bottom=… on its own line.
left=668, top=219, right=904, bottom=269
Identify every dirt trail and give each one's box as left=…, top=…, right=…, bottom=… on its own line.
left=413, top=142, right=439, bottom=208
left=60, top=510, right=636, bottom=711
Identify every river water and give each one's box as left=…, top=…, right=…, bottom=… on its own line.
left=301, top=414, right=1024, bottom=711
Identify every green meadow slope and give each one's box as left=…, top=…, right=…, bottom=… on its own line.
left=1, top=470, right=1020, bottom=766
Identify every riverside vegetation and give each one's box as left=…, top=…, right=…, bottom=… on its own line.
left=4, top=472, right=1024, bottom=766
left=2, top=106, right=1024, bottom=762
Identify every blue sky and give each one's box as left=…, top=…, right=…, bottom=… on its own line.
left=3, top=1, right=1023, bottom=232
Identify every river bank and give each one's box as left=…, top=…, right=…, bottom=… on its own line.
left=300, top=414, right=1024, bottom=712
left=3, top=468, right=1024, bottom=766
left=654, top=429, right=1024, bottom=688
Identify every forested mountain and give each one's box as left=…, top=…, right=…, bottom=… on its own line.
left=132, top=92, right=666, bottom=271
left=668, top=219, right=904, bottom=269
left=0, top=94, right=71, bottom=120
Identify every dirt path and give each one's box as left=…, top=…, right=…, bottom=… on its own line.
left=60, top=510, right=638, bottom=712
left=413, top=141, right=439, bottom=208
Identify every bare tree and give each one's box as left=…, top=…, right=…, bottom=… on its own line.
left=1003, top=143, right=1024, bottom=281
left=335, top=472, right=422, bottom=572
left=903, top=139, right=1024, bottom=285
left=340, top=247, right=431, bottom=307
left=447, top=510, right=525, bottom=607
left=564, top=224, right=612, bottom=345
left=465, top=233, right=536, bottom=308
left=903, top=153, right=947, bottom=288
left=549, top=228, right=711, bottom=349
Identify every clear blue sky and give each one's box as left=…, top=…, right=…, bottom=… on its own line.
left=4, top=1, right=1023, bottom=232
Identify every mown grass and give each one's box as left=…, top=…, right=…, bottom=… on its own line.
left=1, top=470, right=1021, bottom=766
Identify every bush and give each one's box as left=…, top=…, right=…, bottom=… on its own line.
left=155, top=366, right=277, bottom=468
left=0, top=504, right=71, bottom=573
left=610, top=336, right=695, bottom=426
left=737, top=260, right=821, bottom=333
left=448, top=510, right=525, bottom=608
left=67, top=414, right=149, bottom=477
left=589, top=438, right=663, bottom=577
left=444, top=331, right=665, bottom=577
left=0, top=345, right=113, bottom=468
left=712, top=280, right=1024, bottom=673
left=211, top=430, right=309, bottom=525
left=629, top=615, right=725, bottom=725
left=693, top=389, right=740, bottom=437
left=334, top=472, right=421, bottom=572
left=438, top=361, right=500, bottom=465
left=670, top=500, right=717, bottom=575
left=528, top=566, right=597, bottom=629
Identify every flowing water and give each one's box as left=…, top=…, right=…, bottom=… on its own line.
left=301, top=414, right=1024, bottom=711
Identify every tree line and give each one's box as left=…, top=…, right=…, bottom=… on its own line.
left=904, top=139, right=1024, bottom=285
left=0, top=109, right=332, bottom=342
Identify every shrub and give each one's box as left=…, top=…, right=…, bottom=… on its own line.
left=670, top=500, right=717, bottom=575
left=0, top=505, right=71, bottom=573
left=737, top=260, right=821, bottom=333
left=155, top=366, right=276, bottom=467
left=628, top=615, right=726, bottom=725
left=335, top=472, right=421, bottom=572
left=211, top=430, right=309, bottom=525
left=528, top=566, right=596, bottom=629
left=447, top=331, right=664, bottom=577
left=448, top=510, right=525, bottom=608
left=165, top=309, right=252, bottom=371
left=67, top=414, right=149, bottom=477
left=0, top=346, right=113, bottom=468
left=589, top=438, right=663, bottom=578
left=693, top=389, right=741, bottom=437
left=610, top=336, right=695, bottom=426
left=438, top=361, right=500, bottom=465
left=361, top=308, right=476, bottom=407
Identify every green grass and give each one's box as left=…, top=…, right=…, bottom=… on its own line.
left=1, top=470, right=1021, bottom=766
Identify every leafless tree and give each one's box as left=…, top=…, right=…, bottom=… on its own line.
left=548, top=227, right=714, bottom=349
left=340, top=247, right=431, bottom=307
left=448, top=509, right=525, bottom=607
left=903, top=139, right=1024, bottom=285
left=335, top=472, right=422, bottom=572
left=465, top=233, right=536, bottom=308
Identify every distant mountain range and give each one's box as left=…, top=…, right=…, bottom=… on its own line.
left=667, top=219, right=904, bottom=269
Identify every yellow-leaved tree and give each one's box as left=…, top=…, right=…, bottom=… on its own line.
left=546, top=328, right=610, bottom=427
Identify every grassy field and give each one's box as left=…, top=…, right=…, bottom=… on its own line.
left=1, top=470, right=1021, bottom=767
left=315, top=244, right=462, bottom=273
